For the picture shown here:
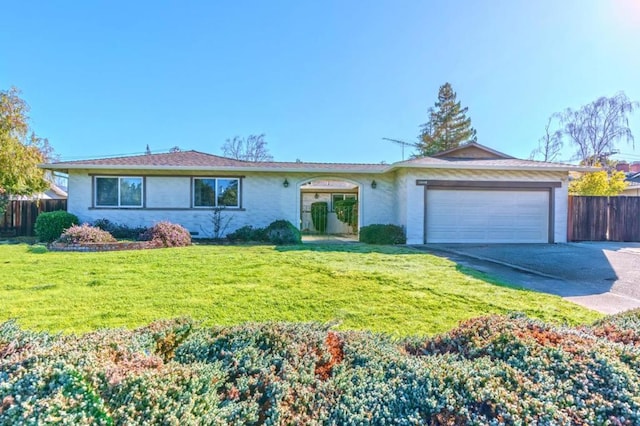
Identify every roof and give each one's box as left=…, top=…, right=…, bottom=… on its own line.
left=41, top=148, right=593, bottom=174
left=626, top=172, right=640, bottom=183
left=10, top=183, right=68, bottom=201
left=430, top=142, right=514, bottom=159
left=394, top=156, right=591, bottom=171
left=43, top=151, right=387, bottom=174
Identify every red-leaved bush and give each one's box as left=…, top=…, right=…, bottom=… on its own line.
left=57, top=224, right=117, bottom=244
left=140, top=221, right=192, bottom=247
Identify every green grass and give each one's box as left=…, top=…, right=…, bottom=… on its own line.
left=0, top=243, right=601, bottom=336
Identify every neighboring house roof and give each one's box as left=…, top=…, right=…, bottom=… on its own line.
left=430, top=142, right=515, bottom=159
left=10, top=183, right=68, bottom=200
left=41, top=144, right=592, bottom=174
left=627, top=172, right=640, bottom=184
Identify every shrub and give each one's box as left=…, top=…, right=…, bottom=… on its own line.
left=140, top=221, right=192, bottom=247
left=3, top=312, right=640, bottom=424
left=334, top=198, right=358, bottom=229
left=359, top=224, right=406, bottom=244
left=310, top=202, right=328, bottom=233
left=34, top=210, right=79, bottom=242
left=227, top=225, right=267, bottom=243
left=57, top=224, right=117, bottom=244
left=265, top=220, right=301, bottom=245
left=93, top=218, right=147, bottom=240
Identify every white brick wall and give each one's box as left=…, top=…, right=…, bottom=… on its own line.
left=67, top=168, right=569, bottom=242
left=67, top=170, right=397, bottom=238
left=146, top=177, right=190, bottom=208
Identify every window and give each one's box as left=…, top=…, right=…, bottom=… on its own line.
left=331, top=193, right=357, bottom=211
left=95, top=177, right=143, bottom=207
left=193, top=178, right=240, bottom=208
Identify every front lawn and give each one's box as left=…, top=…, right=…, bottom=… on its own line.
left=0, top=243, right=600, bottom=335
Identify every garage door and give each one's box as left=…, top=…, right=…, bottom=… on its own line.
left=426, top=189, right=549, bottom=243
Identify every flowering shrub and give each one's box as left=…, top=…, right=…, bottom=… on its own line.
left=2, top=310, right=640, bottom=424
left=57, top=224, right=117, bottom=244
left=140, top=221, right=192, bottom=247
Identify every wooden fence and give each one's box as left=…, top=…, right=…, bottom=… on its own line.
left=568, top=196, right=640, bottom=242
left=0, top=199, right=68, bottom=237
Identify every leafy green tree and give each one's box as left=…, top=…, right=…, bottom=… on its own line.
left=416, top=82, right=477, bottom=156
left=569, top=170, right=628, bottom=196
left=0, top=87, right=52, bottom=213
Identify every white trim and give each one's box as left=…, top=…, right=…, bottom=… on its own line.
left=295, top=176, right=363, bottom=233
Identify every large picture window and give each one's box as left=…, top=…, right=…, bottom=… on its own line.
left=193, top=178, right=240, bottom=208
left=95, top=177, right=143, bottom=207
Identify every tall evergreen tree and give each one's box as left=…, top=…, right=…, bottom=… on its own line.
left=416, top=83, right=477, bottom=156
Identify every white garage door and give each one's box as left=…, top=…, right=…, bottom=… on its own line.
left=426, top=189, right=549, bottom=243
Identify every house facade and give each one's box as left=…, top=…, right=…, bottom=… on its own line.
left=42, top=143, right=590, bottom=244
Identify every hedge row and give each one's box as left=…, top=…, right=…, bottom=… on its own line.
left=2, top=310, right=639, bottom=424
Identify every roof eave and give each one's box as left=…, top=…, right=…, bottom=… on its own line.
left=388, top=163, right=594, bottom=172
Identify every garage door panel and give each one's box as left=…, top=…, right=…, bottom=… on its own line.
left=426, top=189, right=549, bottom=243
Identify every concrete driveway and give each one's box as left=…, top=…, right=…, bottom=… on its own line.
left=416, top=242, right=640, bottom=315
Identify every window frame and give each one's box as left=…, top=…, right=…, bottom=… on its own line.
left=94, top=176, right=144, bottom=208
left=192, top=177, right=241, bottom=209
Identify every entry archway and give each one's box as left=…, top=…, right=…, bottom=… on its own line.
left=298, top=178, right=360, bottom=235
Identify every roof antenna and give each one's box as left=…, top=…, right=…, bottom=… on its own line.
left=382, top=138, right=414, bottom=161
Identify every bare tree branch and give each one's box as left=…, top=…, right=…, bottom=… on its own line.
left=559, top=92, right=638, bottom=165
left=530, top=114, right=563, bottom=162
left=221, top=134, right=273, bottom=162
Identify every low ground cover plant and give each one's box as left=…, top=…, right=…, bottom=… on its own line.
left=34, top=210, right=79, bottom=242
left=1, top=310, right=639, bottom=424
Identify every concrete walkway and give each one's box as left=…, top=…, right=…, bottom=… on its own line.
left=414, top=243, right=640, bottom=315
left=302, top=234, right=359, bottom=244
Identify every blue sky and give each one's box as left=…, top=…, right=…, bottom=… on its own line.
left=3, top=1, right=640, bottom=164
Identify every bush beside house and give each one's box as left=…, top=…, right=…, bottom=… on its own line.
left=139, top=221, right=192, bottom=247
left=310, top=202, right=328, bottom=234
left=226, top=220, right=301, bottom=245
left=359, top=224, right=406, bottom=244
left=34, top=211, right=79, bottom=242
left=57, top=224, right=117, bottom=244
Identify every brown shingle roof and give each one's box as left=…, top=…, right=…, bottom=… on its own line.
left=44, top=150, right=388, bottom=172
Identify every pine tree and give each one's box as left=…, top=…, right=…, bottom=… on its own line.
left=416, top=83, right=477, bottom=156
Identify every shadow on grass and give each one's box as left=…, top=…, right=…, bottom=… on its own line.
left=27, top=245, right=49, bottom=254
left=276, top=243, right=424, bottom=255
